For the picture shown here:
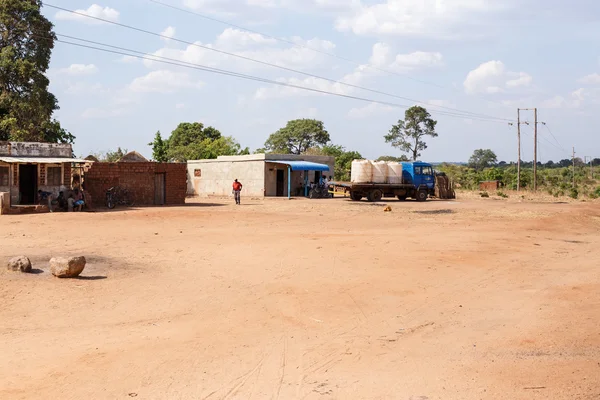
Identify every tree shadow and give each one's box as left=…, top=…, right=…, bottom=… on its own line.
left=74, top=275, right=107, bottom=280
left=412, top=209, right=455, bottom=215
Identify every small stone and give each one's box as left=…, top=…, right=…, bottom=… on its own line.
left=7, top=256, right=32, bottom=273
left=50, top=256, right=86, bottom=278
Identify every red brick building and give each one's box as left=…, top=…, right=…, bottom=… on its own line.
left=84, top=162, right=187, bottom=206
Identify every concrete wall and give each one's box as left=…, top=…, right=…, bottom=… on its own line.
left=0, top=141, right=72, bottom=157
left=85, top=162, right=187, bottom=206
left=187, top=159, right=265, bottom=197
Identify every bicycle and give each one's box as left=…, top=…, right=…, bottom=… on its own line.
left=106, top=186, right=135, bottom=209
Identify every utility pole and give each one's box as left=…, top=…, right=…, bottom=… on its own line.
left=533, top=108, right=538, bottom=191
left=572, top=147, right=576, bottom=188
left=584, top=156, right=593, bottom=179
left=517, top=109, right=521, bottom=191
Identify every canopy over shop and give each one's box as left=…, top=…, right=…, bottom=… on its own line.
left=269, top=160, right=330, bottom=198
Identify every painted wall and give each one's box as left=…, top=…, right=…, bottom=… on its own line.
left=187, top=158, right=266, bottom=197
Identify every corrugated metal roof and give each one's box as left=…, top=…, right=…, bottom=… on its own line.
left=0, top=156, right=92, bottom=163
left=269, top=160, right=330, bottom=171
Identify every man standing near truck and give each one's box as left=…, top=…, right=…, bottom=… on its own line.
left=232, top=179, right=243, bottom=205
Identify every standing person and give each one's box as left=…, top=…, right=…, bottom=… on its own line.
left=232, top=179, right=243, bottom=205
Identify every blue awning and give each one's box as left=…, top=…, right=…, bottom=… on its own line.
left=269, top=160, right=330, bottom=171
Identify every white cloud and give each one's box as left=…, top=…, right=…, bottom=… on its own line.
left=175, top=103, right=186, bottom=109
left=253, top=43, right=443, bottom=100
left=128, top=70, right=204, bottom=94
left=118, top=55, right=138, bottom=64
left=215, top=28, right=277, bottom=49
left=57, top=64, right=98, bottom=76
left=578, top=73, right=600, bottom=85
left=541, top=88, right=599, bottom=109
left=55, top=4, right=120, bottom=24
left=347, top=102, right=395, bottom=119
left=143, top=29, right=336, bottom=72
left=160, top=26, right=176, bottom=41
left=334, top=0, right=507, bottom=38
left=463, top=60, right=532, bottom=94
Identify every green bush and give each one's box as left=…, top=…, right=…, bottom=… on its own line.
left=497, top=191, right=508, bottom=198
left=480, top=191, right=489, bottom=198
left=569, top=188, right=579, bottom=199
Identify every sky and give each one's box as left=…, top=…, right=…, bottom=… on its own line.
left=42, top=0, right=600, bottom=162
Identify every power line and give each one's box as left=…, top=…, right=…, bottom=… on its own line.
left=541, top=124, right=566, bottom=152
left=53, top=36, right=512, bottom=123
left=44, top=3, right=513, bottom=123
left=146, top=0, right=520, bottom=113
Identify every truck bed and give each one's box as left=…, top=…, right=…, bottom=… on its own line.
left=329, top=181, right=411, bottom=189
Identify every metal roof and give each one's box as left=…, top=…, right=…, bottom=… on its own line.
left=269, top=160, right=330, bottom=171
left=0, top=156, right=92, bottom=164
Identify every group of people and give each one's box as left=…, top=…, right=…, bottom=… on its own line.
left=231, top=174, right=333, bottom=204
left=37, top=188, right=86, bottom=212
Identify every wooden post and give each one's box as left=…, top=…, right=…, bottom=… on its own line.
left=533, top=108, right=537, bottom=191
left=517, top=109, right=521, bottom=191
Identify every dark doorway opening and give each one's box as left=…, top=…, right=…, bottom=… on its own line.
left=276, top=169, right=284, bottom=197
left=314, top=171, right=322, bottom=185
left=19, top=164, right=38, bottom=205
left=154, top=173, right=166, bottom=205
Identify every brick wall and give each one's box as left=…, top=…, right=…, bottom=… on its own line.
left=479, top=180, right=500, bottom=191
left=85, top=162, right=186, bottom=207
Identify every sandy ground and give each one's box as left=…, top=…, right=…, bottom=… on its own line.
left=1, top=194, right=599, bottom=400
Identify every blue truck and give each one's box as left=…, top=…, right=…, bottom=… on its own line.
left=330, top=162, right=454, bottom=202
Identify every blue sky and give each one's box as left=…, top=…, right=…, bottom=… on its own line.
left=43, top=1, right=600, bottom=162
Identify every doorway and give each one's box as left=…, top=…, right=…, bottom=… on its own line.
left=276, top=169, right=284, bottom=197
left=154, top=173, right=166, bottom=205
left=19, top=164, right=38, bottom=205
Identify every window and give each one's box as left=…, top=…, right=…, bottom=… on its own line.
left=47, top=166, right=62, bottom=186
left=194, top=169, right=201, bottom=177
left=0, top=166, right=8, bottom=186
left=422, top=166, right=433, bottom=176
left=414, top=166, right=422, bottom=175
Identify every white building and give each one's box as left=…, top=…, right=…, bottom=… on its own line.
left=187, top=154, right=334, bottom=198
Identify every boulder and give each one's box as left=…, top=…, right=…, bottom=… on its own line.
left=50, top=256, right=86, bottom=278
left=7, top=256, right=32, bottom=272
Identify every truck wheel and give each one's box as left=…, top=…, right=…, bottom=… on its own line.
left=350, top=192, right=362, bottom=201
left=368, top=189, right=383, bottom=202
left=397, top=195, right=407, bottom=201
left=415, top=190, right=428, bottom=202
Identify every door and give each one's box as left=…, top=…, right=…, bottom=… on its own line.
left=19, top=164, right=37, bottom=205
left=154, top=173, right=166, bottom=205
left=276, top=169, right=284, bottom=197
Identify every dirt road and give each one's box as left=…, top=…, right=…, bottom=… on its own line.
left=1, top=196, right=599, bottom=399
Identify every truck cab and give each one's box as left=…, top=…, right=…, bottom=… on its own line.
left=402, top=162, right=436, bottom=193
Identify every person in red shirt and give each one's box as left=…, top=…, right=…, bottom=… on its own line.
left=232, top=179, right=243, bottom=205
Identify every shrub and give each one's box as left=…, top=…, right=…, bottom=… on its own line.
left=497, top=191, right=508, bottom=198
left=480, top=191, right=489, bottom=198
left=569, top=188, right=579, bottom=199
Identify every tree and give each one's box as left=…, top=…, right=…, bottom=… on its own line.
left=0, top=0, right=72, bottom=143
left=468, top=149, right=498, bottom=171
left=88, top=148, right=128, bottom=162
left=166, top=122, right=248, bottom=162
left=149, top=131, right=168, bottom=162
left=376, top=155, right=409, bottom=162
left=264, top=119, right=330, bottom=154
left=384, top=106, right=438, bottom=161
left=304, top=144, right=361, bottom=181
left=558, top=159, right=571, bottom=168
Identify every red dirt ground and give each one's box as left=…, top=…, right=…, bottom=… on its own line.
left=1, top=195, right=599, bottom=399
